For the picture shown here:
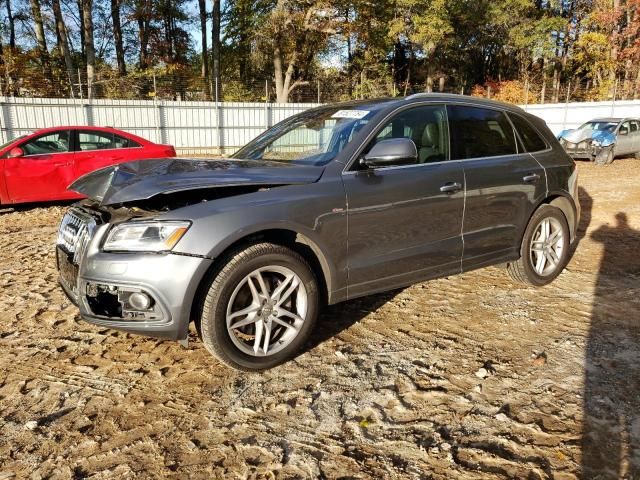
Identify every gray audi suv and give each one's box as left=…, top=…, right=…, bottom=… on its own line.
left=56, top=94, right=580, bottom=370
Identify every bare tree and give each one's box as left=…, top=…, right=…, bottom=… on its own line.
left=77, top=0, right=86, bottom=57
left=29, top=0, right=53, bottom=82
left=82, top=0, right=96, bottom=97
left=135, top=0, right=152, bottom=69
left=5, top=0, right=15, bottom=49
left=212, top=0, right=221, bottom=99
left=52, top=0, right=75, bottom=94
left=111, top=0, right=126, bottom=76
left=198, top=0, right=209, bottom=95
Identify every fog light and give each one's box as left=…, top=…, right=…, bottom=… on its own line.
left=129, top=292, right=152, bottom=311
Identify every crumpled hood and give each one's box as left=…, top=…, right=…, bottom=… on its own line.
left=558, top=128, right=616, bottom=146
left=69, top=158, right=325, bottom=206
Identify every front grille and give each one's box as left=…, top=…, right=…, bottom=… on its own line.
left=567, top=139, right=591, bottom=151
left=57, top=208, right=98, bottom=295
left=57, top=208, right=96, bottom=263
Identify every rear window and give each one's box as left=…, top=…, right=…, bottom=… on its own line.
left=447, top=106, right=517, bottom=160
left=508, top=114, right=548, bottom=152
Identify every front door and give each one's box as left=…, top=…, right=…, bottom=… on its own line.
left=342, top=104, right=465, bottom=298
left=4, top=130, right=76, bottom=203
left=446, top=105, right=547, bottom=270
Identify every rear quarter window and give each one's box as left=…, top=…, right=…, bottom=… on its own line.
left=508, top=114, right=548, bottom=152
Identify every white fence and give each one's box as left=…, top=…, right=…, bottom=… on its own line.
left=0, top=97, right=320, bottom=155
left=1, top=96, right=640, bottom=155
left=523, top=99, right=640, bottom=134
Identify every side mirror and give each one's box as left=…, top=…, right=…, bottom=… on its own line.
left=360, top=138, right=418, bottom=168
left=619, top=127, right=629, bottom=136
left=7, top=147, right=24, bottom=158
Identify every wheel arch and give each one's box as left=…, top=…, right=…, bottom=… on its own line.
left=189, top=227, right=336, bottom=327
left=525, top=192, right=577, bottom=244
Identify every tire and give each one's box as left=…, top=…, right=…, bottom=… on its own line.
left=594, top=146, right=614, bottom=165
left=506, top=205, right=570, bottom=286
left=198, top=242, right=319, bottom=370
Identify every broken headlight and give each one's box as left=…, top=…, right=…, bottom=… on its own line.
left=103, top=221, right=190, bottom=252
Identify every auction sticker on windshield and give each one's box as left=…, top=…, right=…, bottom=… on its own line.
left=331, top=110, right=370, bottom=119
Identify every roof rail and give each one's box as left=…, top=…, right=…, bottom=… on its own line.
left=404, top=92, right=464, bottom=100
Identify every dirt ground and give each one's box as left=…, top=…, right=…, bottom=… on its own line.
left=1, top=160, right=639, bottom=479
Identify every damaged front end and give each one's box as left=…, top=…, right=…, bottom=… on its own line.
left=56, top=157, right=325, bottom=340
left=558, top=128, right=616, bottom=161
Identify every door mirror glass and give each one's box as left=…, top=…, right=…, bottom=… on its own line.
left=361, top=138, right=418, bottom=168
left=8, top=147, right=24, bottom=158
left=619, top=126, right=629, bottom=136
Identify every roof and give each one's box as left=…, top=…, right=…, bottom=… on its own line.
left=591, top=118, right=623, bottom=123
left=305, top=93, right=528, bottom=115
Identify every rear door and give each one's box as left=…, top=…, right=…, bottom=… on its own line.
left=342, top=104, right=465, bottom=298
left=3, top=130, right=77, bottom=203
left=448, top=105, right=547, bottom=271
left=629, top=120, right=640, bottom=153
left=73, top=130, right=141, bottom=178
left=615, top=121, right=634, bottom=156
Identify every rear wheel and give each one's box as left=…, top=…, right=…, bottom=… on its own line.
left=198, top=242, right=319, bottom=370
left=507, top=205, right=570, bottom=286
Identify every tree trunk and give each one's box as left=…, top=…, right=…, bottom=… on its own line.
left=77, top=0, right=86, bottom=58
left=111, top=0, right=126, bottom=76
left=6, top=0, right=15, bottom=49
left=198, top=0, right=209, bottom=97
left=52, top=0, right=75, bottom=95
left=82, top=0, right=96, bottom=98
left=211, top=0, right=222, bottom=100
left=273, top=44, right=286, bottom=103
left=30, top=0, right=53, bottom=83
left=135, top=0, right=151, bottom=69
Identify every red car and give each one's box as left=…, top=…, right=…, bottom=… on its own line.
left=0, top=126, right=176, bottom=204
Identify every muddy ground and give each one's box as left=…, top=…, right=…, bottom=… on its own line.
left=1, top=160, right=639, bottom=479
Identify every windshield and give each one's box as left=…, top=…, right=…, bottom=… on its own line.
left=0, top=136, right=25, bottom=151
left=234, top=105, right=386, bottom=165
left=577, top=121, right=618, bottom=133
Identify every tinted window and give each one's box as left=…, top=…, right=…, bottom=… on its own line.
left=509, top=113, right=548, bottom=152
left=78, top=131, right=135, bottom=151
left=22, top=131, right=70, bottom=155
left=364, top=105, right=449, bottom=166
left=447, top=106, right=517, bottom=159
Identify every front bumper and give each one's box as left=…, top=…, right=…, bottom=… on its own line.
left=59, top=247, right=212, bottom=341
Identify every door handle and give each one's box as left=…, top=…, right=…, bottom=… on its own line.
left=523, top=173, right=540, bottom=183
left=440, top=182, right=462, bottom=194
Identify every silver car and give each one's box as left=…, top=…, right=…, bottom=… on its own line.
left=558, top=117, right=640, bottom=165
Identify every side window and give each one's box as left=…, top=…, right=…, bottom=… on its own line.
left=628, top=121, right=638, bottom=133
left=22, top=131, right=70, bottom=156
left=619, top=122, right=631, bottom=135
left=362, top=105, right=449, bottom=166
left=448, top=106, right=517, bottom=159
left=508, top=113, right=548, bottom=152
left=79, top=131, right=115, bottom=151
left=125, top=137, right=141, bottom=148
left=78, top=131, right=137, bottom=151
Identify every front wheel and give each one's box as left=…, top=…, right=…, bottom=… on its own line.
left=594, top=146, right=614, bottom=165
left=198, top=242, right=319, bottom=370
left=506, top=205, right=570, bottom=286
